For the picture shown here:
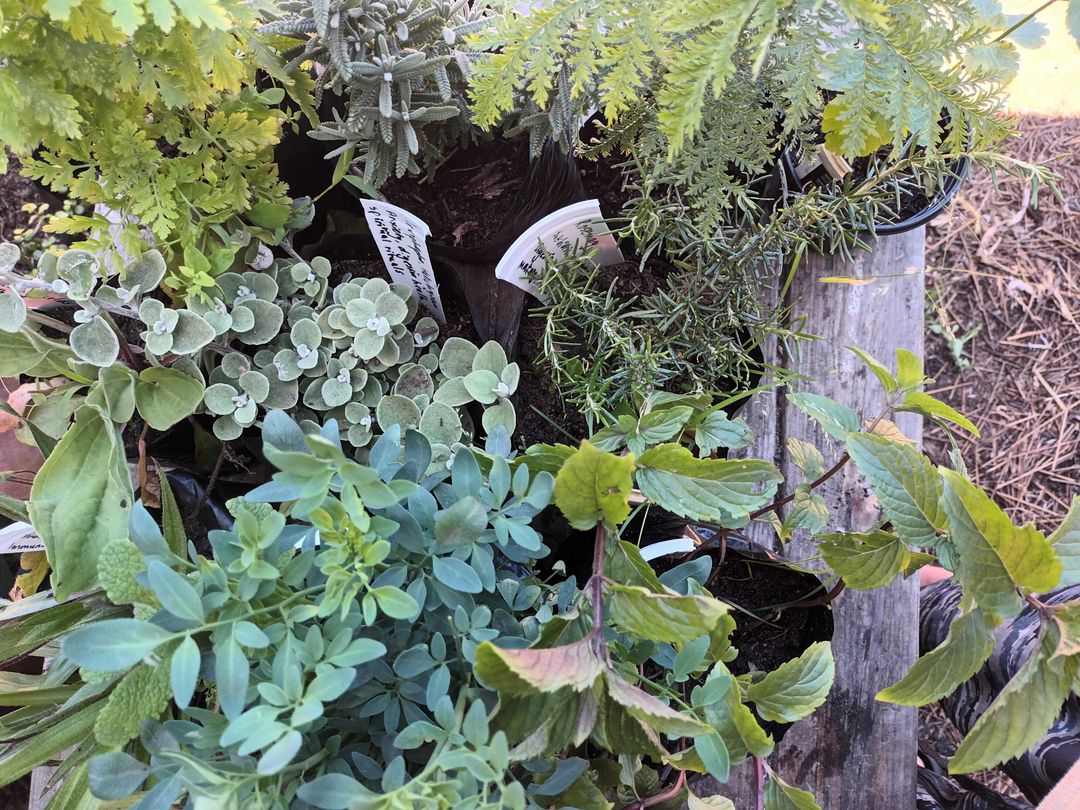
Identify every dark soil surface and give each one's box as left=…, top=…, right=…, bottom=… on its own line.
left=705, top=549, right=834, bottom=676
left=381, top=135, right=530, bottom=249
left=0, top=155, right=58, bottom=244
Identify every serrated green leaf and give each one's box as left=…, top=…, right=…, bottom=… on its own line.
left=607, top=583, right=728, bottom=644
left=763, top=772, right=821, bottom=810
left=636, top=443, right=781, bottom=527
left=553, top=441, right=636, bottom=530
left=949, top=624, right=1072, bottom=773
left=1049, top=497, right=1080, bottom=587
left=848, top=347, right=896, bottom=393
left=475, top=637, right=605, bottom=695
left=701, top=665, right=773, bottom=763
left=604, top=671, right=708, bottom=737
left=941, top=468, right=1062, bottom=619
left=688, top=794, right=736, bottom=810
left=877, top=609, right=994, bottom=705
left=788, top=392, right=859, bottom=441
left=846, top=433, right=946, bottom=546
left=897, top=391, right=979, bottom=437
left=819, top=530, right=909, bottom=590
left=784, top=484, right=828, bottom=535
left=694, top=408, right=754, bottom=456
left=745, top=642, right=834, bottom=723
left=786, top=437, right=824, bottom=480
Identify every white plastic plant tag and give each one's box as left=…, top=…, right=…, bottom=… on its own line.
left=362, top=200, right=446, bottom=324
left=639, top=537, right=696, bottom=562
left=494, top=199, right=624, bottom=302
left=0, top=521, right=45, bottom=554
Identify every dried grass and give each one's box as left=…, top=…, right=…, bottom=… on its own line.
left=925, top=115, right=1080, bottom=531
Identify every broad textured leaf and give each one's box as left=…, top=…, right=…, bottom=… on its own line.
left=897, top=391, right=979, bottom=437
left=553, top=441, right=636, bottom=529
left=764, top=772, right=821, bottom=810
left=70, top=316, right=120, bottom=367
left=693, top=409, right=754, bottom=455
left=702, top=666, right=774, bottom=763
left=607, top=583, right=728, bottom=644
left=846, top=433, right=945, bottom=546
left=788, top=392, right=859, bottom=441
left=848, top=347, right=896, bottom=393
left=475, top=637, right=604, bottom=695
left=1049, top=497, right=1080, bottom=586
left=949, top=625, right=1072, bottom=773
left=604, top=671, right=708, bottom=736
left=941, top=469, right=1062, bottom=620
left=877, top=609, right=994, bottom=705
left=819, top=530, right=909, bottom=590
left=135, top=366, right=205, bottom=430
left=636, top=444, right=781, bottom=527
left=745, top=642, right=834, bottom=723
left=28, top=405, right=133, bottom=600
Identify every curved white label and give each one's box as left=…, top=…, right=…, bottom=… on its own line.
left=494, top=200, right=624, bottom=302
left=362, top=200, right=446, bottom=324
left=0, top=521, right=45, bottom=554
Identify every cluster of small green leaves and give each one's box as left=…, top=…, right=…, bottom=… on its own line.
left=0, top=414, right=555, bottom=807
left=194, top=257, right=521, bottom=457
left=534, top=241, right=791, bottom=423
left=0, top=0, right=312, bottom=294
left=265, top=0, right=493, bottom=188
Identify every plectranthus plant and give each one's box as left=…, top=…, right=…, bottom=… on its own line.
left=195, top=255, right=521, bottom=464
left=263, top=0, right=494, bottom=188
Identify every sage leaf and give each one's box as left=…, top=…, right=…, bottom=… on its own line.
left=28, top=404, right=132, bottom=599
left=62, top=618, right=172, bottom=670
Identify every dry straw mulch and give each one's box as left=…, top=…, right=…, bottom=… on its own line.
left=925, top=115, right=1080, bottom=532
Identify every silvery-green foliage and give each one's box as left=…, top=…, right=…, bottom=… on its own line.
left=61, top=415, right=554, bottom=808
left=201, top=257, right=520, bottom=461
left=265, top=0, right=493, bottom=187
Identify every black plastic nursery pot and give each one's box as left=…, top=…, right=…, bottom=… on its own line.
left=780, top=147, right=971, bottom=235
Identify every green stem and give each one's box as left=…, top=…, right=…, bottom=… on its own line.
left=993, top=0, right=1058, bottom=43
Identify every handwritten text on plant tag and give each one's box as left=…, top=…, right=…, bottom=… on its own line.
left=362, top=200, right=446, bottom=324
left=0, top=522, right=45, bottom=554
left=494, top=200, right=624, bottom=302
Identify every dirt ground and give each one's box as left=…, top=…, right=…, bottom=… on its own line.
left=924, top=115, right=1079, bottom=532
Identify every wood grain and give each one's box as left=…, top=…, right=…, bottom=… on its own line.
left=698, top=230, right=925, bottom=809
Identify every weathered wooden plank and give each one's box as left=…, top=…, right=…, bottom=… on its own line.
left=698, top=230, right=925, bottom=809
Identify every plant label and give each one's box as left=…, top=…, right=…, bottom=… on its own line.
left=362, top=200, right=446, bottom=324
left=0, top=521, right=45, bottom=554
left=494, top=200, right=624, bottom=302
